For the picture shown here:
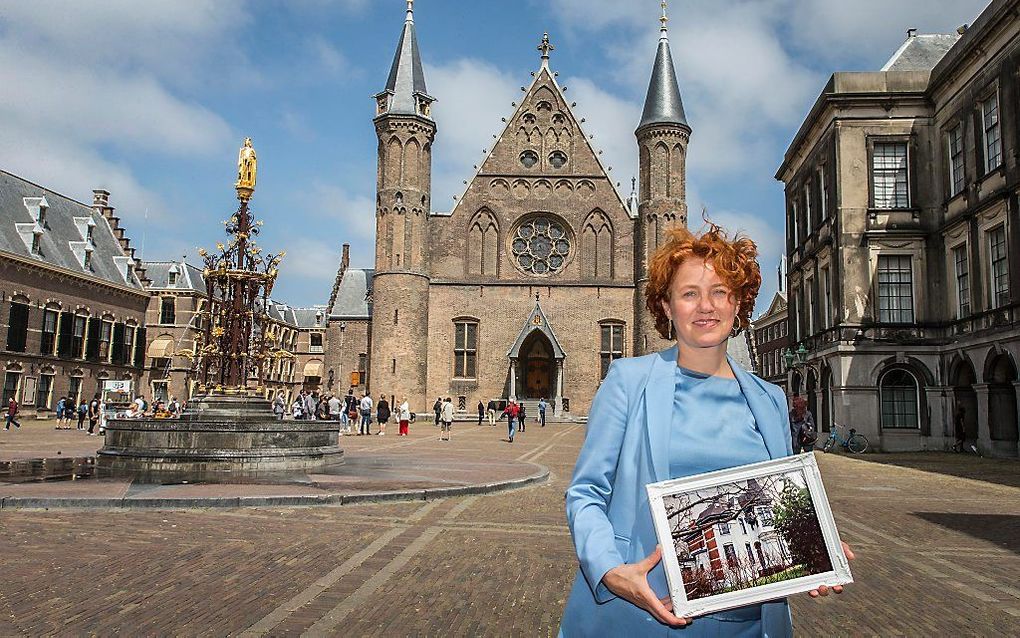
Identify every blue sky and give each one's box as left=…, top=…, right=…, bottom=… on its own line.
left=0, top=0, right=990, bottom=312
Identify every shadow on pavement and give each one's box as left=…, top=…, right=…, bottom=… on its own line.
left=845, top=452, right=1020, bottom=489
left=912, top=512, right=1020, bottom=554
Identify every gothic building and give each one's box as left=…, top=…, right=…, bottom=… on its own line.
left=325, top=5, right=752, bottom=416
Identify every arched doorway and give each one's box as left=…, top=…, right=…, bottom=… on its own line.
left=806, top=369, right=817, bottom=427
left=820, top=366, right=832, bottom=433
left=950, top=358, right=978, bottom=443
left=986, top=353, right=1019, bottom=447
left=520, top=331, right=554, bottom=399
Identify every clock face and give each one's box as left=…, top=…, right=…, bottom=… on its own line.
left=511, top=217, right=571, bottom=276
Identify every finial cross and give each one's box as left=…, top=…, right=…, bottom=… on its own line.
left=538, top=32, right=554, bottom=63
left=660, top=1, right=669, bottom=31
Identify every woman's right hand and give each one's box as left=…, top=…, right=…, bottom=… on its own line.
left=601, top=545, right=692, bottom=627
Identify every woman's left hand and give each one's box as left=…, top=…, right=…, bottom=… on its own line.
left=808, top=541, right=855, bottom=598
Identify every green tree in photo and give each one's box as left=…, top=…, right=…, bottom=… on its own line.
left=773, top=485, right=833, bottom=574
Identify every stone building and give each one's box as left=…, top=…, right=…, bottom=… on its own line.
left=0, top=171, right=149, bottom=417
left=328, top=4, right=751, bottom=417
left=777, top=0, right=1020, bottom=457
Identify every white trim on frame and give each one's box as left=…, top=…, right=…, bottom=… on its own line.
left=646, top=453, right=852, bottom=618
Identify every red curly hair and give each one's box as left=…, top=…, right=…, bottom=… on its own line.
left=645, top=222, right=762, bottom=340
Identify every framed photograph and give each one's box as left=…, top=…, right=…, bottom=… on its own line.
left=646, top=453, right=852, bottom=618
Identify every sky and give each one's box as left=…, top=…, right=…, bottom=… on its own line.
left=0, top=0, right=991, bottom=313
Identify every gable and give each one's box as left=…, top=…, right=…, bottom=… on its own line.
left=449, top=67, right=629, bottom=219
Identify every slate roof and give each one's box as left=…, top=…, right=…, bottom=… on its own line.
left=327, top=268, right=373, bottom=319
left=638, top=31, right=689, bottom=131
left=881, top=33, right=960, bottom=72
left=144, top=261, right=207, bottom=292
left=291, top=305, right=328, bottom=328
left=0, top=169, right=143, bottom=289
left=377, top=8, right=431, bottom=117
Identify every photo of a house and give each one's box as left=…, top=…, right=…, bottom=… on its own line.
left=661, top=470, right=833, bottom=600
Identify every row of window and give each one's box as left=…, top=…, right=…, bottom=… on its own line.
left=754, top=320, right=787, bottom=346
left=947, top=93, right=1002, bottom=198
left=448, top=320, right=626, bottom=381
left=3, top=368, right=110, bottom=411
left=790, top=163, right=831, bottom=247
left=759, top=349, right=784, bottom=379
left=4, top=302, right=144, bottom=367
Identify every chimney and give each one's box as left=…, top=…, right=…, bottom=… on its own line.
left=93, top=189, right=110, bottom=208
left=341, top=243, right=350, bottom=270
left=906, top=28, right=917, bottom=38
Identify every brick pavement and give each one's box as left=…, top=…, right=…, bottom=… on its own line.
left=0, top=424, right=1017, bottom=636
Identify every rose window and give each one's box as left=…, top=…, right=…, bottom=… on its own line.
left=511, top=217, right=570, bottom=275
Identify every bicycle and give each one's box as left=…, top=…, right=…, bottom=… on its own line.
left=823, top=423, right=869, bottom=454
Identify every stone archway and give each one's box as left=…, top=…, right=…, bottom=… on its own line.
left=520, top=331, right=554, bottom=399
left=950, top=358, right=978, bottom=443
left=986, top=353, right=1019, bottom=451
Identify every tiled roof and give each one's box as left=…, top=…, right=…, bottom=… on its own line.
left=0, top=170, right=143, bottom=289
left=144, top=261, right=207, bottom=292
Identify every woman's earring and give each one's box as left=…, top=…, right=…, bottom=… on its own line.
left=730, top=317, right=741, bottom=338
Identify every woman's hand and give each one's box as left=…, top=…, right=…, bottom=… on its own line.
left=808, top=541, right=855, bottom=598
left=602, top=545, right=692, bottom=627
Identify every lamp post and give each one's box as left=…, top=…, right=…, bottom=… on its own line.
left=783, top=342, right=809, bottom=371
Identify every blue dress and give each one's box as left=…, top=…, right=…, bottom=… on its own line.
left=666, top=365, right=776, bottom=637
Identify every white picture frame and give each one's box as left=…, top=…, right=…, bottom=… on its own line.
left=646, top=452, right=852, bottom=618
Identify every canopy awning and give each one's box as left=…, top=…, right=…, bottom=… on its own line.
left=303, top=360, right=324, bottom=377
left=146, top=336, right=174, bottom=358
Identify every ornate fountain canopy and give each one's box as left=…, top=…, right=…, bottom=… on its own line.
left=192, top=137, right=285, bottom=395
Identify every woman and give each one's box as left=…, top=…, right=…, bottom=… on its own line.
left=398, top=397, right=411, bottom=436
left=789, top=395, right=815, bottom=454
left=376, top=394, right=390, bottom=436
left=560, top=224, right=853, bottom=637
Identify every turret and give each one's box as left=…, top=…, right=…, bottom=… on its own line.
left=635, top=1, right=692, bottom=355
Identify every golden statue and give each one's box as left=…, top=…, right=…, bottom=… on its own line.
left=235, top=137, right=257, bottom=200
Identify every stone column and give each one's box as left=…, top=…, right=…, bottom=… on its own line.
left=509, top=360, right=517, bottom=401
left=973, top=383, right=991, bottom=454
left=555, top=359, right=564, bottom=416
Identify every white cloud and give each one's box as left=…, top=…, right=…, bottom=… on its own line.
left=566, top=77, right=641, bottom=192
left=425, top=58, right=519, bottom=207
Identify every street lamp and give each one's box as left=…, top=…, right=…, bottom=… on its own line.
left=783, top=343, right=808, bottom=371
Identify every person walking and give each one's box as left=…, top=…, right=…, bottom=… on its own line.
left=273, top=393, right=285, bottom=420
left=439, top=396, right=454, bottom=441
left=432, top=397, right=442, bottom=428
left=77, top=399, right=88, bottom=430
left=86, top=394, right=101, bottom=435
left=398, top=396, right=411, bottom=436
left=518, top=402, right=527, bottom=433
left=343, top=390, right=356, bottom=432
left=486, top=398, right=497, bottom=426
left=376, top=394, right=390, bottom=436
left=5, top=396, right=21, bottom=430
left=359, top=393, right=373, bottom=435
left=477, top=400, right=485, bottom=426
left=538, top=397, right=548, bottom=427
left=789, top=394, right=814, bottom=454
left=503, top=400, right=519, bottom=443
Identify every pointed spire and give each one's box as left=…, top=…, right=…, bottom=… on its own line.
left=638, top=1, right=689, bottom=132
left=375, top=0, right=433, bottom=119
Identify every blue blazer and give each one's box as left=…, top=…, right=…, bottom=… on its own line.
left=561, top=346, right=793, bottom=637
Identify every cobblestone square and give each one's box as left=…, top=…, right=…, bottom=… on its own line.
left=0, top=423, right=1017, bottom=636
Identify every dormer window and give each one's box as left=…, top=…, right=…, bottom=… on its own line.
left=31, top=232, right=42, bottom=255
left=37, top=204, right=47, bottom=226
left=86, top=223, right=95, bottom=241
left=167, top=266, right=179, bottom=287
left=83, top=250, right=92, bottom=270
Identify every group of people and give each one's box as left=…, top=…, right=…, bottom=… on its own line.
left=473, top=397, right=548, bottom=443
left=274, top=389, right=413, bottom=437
left=2, top=393, right=179, bottom=437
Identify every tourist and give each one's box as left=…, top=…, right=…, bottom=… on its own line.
left=398, top=396, right=410, bottom=436
left=328, top=394, right=344, bottom=433
left=439, top=396, right=454, bottom=441
left=432, top=397, right=442, bottom=428
left=64, top=397, right=76, bottom=428
left=86, top=394, right=101, bottom=435
left=953, top=405, right=966, bottom=453
left=273, top=393, right=285, bottom=420
left=486, top=398, right=497, bottom=426
left=76, top=399, right=88, bottom=430
left=5, top=396, right=20, bottom=430
left=359, top=393, right=373, bottom=435
left=55, top=396, right=67, bottom=429
left=518, top=402, right=527, bottom=433
left=477, top=400, right=485, bottom=426
left=291, top=397, right=304, bottom=420
left=789, top=394, right=814, bottom=454
left=315, top=395, right=329, bottom=420
left=344, top=390, right=356, bottom=431
left=538, top=397, right=547, bottom=427
left=561, top=223, right=853, bottom=636
left=305, top=391, right=317, bottom=421
left=376, top=394, right=390, bottom=435
left=503, top=400, right=519, bottom=443
left=133, top=394, right=147, bottom=417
